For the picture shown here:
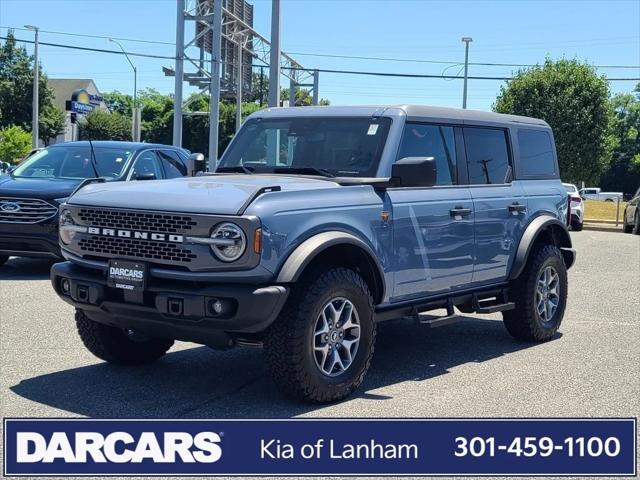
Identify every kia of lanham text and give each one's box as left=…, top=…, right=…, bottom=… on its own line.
left=260, top=439, right=420, bottom=460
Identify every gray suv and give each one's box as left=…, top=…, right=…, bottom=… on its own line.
left=51, top=105, right=575, bottom=402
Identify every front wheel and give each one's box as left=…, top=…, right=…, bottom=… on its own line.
left=503, top=245, right=568, bottom=342
left=264, top=266, right=376, bottom=403
left=76, top=309, right=174, bottom=365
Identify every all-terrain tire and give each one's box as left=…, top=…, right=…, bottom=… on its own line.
left=503, top=244, right=568, bottom=342
left=0, top=255, right=8, bottom=266
left=75, top=309, right=174, bottom=365
left=264, top=266, right=376, bottom=403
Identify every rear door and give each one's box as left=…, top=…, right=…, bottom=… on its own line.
left=463, top=126, right=528, bottom=285
left=387, top=123, right=474, bottom=300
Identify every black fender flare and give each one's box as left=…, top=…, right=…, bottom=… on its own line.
left=509, top=215, right=575, bottom=280
left=276, top=231, right=386, bottom=302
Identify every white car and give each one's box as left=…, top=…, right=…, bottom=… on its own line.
left=564, top=183, right=584, bottom=231
left=578, top=187, right=623, bottom=202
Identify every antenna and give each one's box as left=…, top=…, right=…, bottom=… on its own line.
left=86, top=137, right=100, bottom=179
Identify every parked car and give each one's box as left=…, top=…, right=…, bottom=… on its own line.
left=51, top=105, right=575, bottom=403
left=563, top=183, right=584, bottom=231
left=622, top=186, right=640, bottom=234
left=578, top=187, right=623, bottom=202
left=0, top=141, right=202, bottom=266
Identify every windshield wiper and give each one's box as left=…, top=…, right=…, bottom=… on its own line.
left=216, top=165, right=255, bottom=174
left=273, top=167, right=335, bottom=178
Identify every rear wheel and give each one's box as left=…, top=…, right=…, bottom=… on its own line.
left=623, top=210, right=633, bottom=233
left=571, top=219, right=583, bottom=231
left=75, top=309, right=174, bottom=365
left=503, top=245, right=568, bottom=342
left=264, top=266, right=376, bottom=403
left=633, top=211, right=640, bottom=235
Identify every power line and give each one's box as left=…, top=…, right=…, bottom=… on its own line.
left=3, top=25, right=639, bottom=70
left=285, top=51, right=640, bottom=70
left=4, top=36, right=640, bottom=82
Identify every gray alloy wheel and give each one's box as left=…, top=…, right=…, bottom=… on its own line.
left=312, top=297, right=361, bottom=377
left=536, top=266, right=560, bottom=324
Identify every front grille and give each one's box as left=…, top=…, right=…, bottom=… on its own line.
left=78, top=236, right=197, bottom=263
left=77, top=208, right=197, bottom=233
left=0, top=197, right=58, bottom=224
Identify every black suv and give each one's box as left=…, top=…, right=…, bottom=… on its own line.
left=0, top=141, right=192, bottom=265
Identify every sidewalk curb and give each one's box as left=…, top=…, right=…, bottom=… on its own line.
left=582, top=223, right=623, bottom=233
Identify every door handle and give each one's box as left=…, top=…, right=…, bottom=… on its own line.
left=450, top=206, right=472, bottom=218
left=508, top=203, right=527, bottom=214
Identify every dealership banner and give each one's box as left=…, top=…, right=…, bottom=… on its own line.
left=3, top=418, right=636, bottom=476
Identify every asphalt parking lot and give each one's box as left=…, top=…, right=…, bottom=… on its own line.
left=1, top=230, right=639, bottom=475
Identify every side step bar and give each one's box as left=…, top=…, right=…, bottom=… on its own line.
left=397, top=289, right=516, bottom=329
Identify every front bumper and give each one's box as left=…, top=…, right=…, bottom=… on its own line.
left=51, top=262, right=289, bottom=348
left=0, top=220, right=61, bottom=259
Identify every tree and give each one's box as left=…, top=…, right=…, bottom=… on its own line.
left=0, top=125, right=32, bottom=164
left=39, top=105, right=66, bottom=145
left=102, top=90, right=133, bottom=117
left=600, top=83, right=640, bottom=194
left=0, top=30, right=54, bottom=130
left=494, top=59, right=612, bottom=185
left=77, top=110, right=131, bottom=141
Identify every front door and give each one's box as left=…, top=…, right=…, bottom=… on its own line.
left=388, top=123, right=474, bottom=300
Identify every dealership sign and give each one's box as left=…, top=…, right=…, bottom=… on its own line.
left=3, top=418, right=636, bottom=476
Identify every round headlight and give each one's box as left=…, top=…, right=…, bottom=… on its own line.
left=59, top=210, right=86, bottom=245
left=210, top=222, right=246, bottom=262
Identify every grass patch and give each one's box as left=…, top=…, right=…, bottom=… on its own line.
left=583, top=199, right=627, bottom=222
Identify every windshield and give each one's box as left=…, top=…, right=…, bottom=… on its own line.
left=564, top=184, right=577, bottom=193
left=218, top=117, right=392, bottom=177
left=12, top=145, right=133, bottom=180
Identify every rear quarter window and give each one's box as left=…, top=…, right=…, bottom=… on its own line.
left=518, top=129, right=557, bottom=177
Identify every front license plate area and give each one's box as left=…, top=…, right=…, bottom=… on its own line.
left=107, top=260, right=147, bottom=291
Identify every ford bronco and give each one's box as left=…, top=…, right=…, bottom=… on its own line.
left=51, top=105, right=575, bottom=402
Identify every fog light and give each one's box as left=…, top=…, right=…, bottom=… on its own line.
left=211, top=299, right=223, bottom=314
left=60, top=278, right=70, bottom=294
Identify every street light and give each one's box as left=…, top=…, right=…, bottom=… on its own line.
left=461, top=37, right=473, bottom=109
left=108, top=38, right=139, bottom=141
left=25, top=25, right=39, bottom=148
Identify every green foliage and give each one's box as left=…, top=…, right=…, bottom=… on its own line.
left=39, top=105, right=66, bottom=145
left=78, top=110, right=131, bottom=141
left=494, top=59, right=612, bottom=185
left=0, top=125, right=32, bottom=164
left=102, top=90, right=133, bottom=117
left=600, top=83, right=640, bottom=194
left=0, top=30, right=54, bottom=130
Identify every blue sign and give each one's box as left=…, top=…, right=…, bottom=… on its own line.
left=3, top=418, right=636, bottom=476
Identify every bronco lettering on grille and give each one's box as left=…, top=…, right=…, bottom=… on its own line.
left=87, top=227, right=184, bottom=243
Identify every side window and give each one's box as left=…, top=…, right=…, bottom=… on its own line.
left=397, top=124, right=457, bottom=185
left=463, top=127, right=511, bottom=185
left=130, top=151, right=163, bottom=180
left=518, top=129, right=556, bottom=177
left=158, top=150, right=187, bottom=178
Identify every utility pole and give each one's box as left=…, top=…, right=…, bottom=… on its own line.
left=208, top=0, right=223, bottom=169
left=289, top=77, right=296, bottom=107
left=312, top=70, right=319, bottom=106
left=268, top=0, right=281, bottom=107
left=109, top=38, right=139, bottom=141
left=235, top=34, right=244, bottom=132
left=25, top=25, right=39, bottom=148
left=461, top=37, right=473, bottom=109
left=173, top=0, right=185, bottom=146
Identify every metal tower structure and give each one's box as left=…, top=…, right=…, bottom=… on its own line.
left=168, top=0, right=319, bottom=169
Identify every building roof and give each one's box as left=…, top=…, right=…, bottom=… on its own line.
left=48, top=79, right=100, bottom=111
left=253, top=104, right=548, bottom=127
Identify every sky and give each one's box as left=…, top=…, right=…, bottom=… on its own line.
left=1, top=0, right=639, bottom=111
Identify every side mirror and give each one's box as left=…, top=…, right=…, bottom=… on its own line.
left=135, top=172, right=157, bottom=181
left=391, top=157, right=437, bottom=187
left=187, top=153, right=206, bottom=176
left=7, top=165, right=16, bottom=173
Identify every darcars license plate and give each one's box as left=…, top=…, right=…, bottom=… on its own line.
left=107, top=260, right=147, bottom=291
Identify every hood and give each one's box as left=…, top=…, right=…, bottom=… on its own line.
left=0, top=175, right=82, bottom=200
left=67, top=174, right=340, bottom=215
